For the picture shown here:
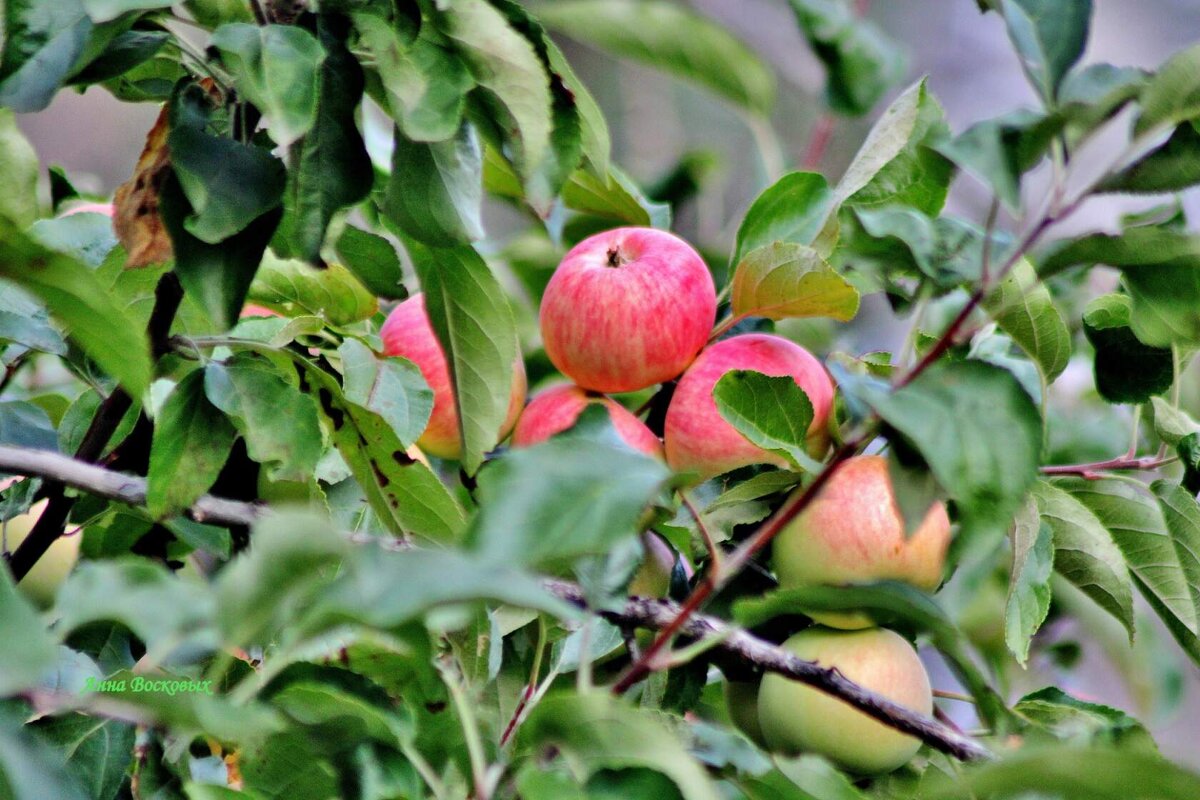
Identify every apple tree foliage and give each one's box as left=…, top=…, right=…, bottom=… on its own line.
left=0, top=0, right=1199, bottom=798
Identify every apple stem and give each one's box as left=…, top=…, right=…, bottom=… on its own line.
left=605, top=246, right=626, bottom=268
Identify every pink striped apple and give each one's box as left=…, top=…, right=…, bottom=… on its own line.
left=382, top=293, right=526, bottom=460
left=663, top=333, right=835, bottom=479
left=772, top=454, right=951, bottom=628
left=540, top=227, right=716, bottom=393
left=511, top=383, right=662, bottom=457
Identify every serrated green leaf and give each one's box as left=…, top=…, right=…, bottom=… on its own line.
left=382, top=122, right=484, bottom=246
left=733, top=172, right=836, bottom=266
left=730, top=242, right=859, bottom=323
left=538, top=0, right=774, bottom=117
left=996, top=0, right=1091, bottom=103
left=211, top=23, right=325, bottom=147
left=249, top=250, right=378, bottom=325
left=338, top=338, right=433, bottom=448
left=1135, top=43, right=1200, bottom=136
left=0, top=0, right=92, bottom=112
left=406, top=240, right=519, bottom=474
left=1032, top=480, right=1135, bottom=641
left=520, top=692, right=721, bottom=800
left=146, top=370, right=237, bottom=519
left=984, top=258, right=1071, bottom=381
left=1005, top=499, right=1054, bottom=664
left=1082, top=293, right=1174, bottom=403
left=787, top=0, right=906, bottom=116
left=837, top=77, right=953, bottom=214
left=712, top=370, right=817, bottom=472
left=204, top=354, right=323, bottom=482
left=467, top=438, right=669, bottom=570
left=0, top=217, right=151, bottom=397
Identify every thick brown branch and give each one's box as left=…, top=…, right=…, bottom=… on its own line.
left=0, top=445, right=264, bottom=529
left=548, top=580, right=991, bottom=763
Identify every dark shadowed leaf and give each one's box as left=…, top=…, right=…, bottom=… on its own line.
left=1134, top=43, right=1200, bottom=136
left=1082, top=293, right=1174, bottom=403
left=383, top=122, right=484, bottom=246
left=29, top=714, right=135, bottom=800
left=0, top=708, right=89, bottom=800
left=1099, top=122, right=1200, bottom=194
left=334, top=225, right=405, bottom=299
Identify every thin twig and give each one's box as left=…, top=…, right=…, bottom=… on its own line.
left=681, top=492, right=721, bottom=571
left=1040, top=454, right=1176, bottom=479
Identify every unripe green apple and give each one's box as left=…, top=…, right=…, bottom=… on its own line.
left=4, top=500, right=80, bottom=607
left=540, top=227, right=717, bottom=393
left=664, top=334, right=835, bottom=480
left=757, top=627, right=932, bottom=774
left=628, top=533, right=689, bottom=597
left=773, top=455, right=951, bottom=629
left=382, top=293, right=527, bottom=459
left=512, top=383, right=662, bottom=457
left=724, top=679, right=768, bottom=747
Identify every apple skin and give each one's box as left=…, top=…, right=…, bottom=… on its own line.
left=772, top=454, right=951, bottom=629
left=511, top=384, right=662, bottom=457
left=539, top=227, right=716, bottom=393
left=724, top=679, right=769, bottom=747
left=3, top=500, right=80, bottom=608
left=757, top=627, right=932, bottom=774
left=382, top=293, right=527, bottom=460
left=628, top=532, right=691, bottom=597
left=663, top=333, right=835, bottom=480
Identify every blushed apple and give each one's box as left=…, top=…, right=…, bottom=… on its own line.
left=511, top=383, right=662, bottom=457
left=663, top=333, right=835, bottom=480
left=757, top=627, right=932, bottom=774
left=772, top=454, right=951, bottom=629
left=724, top=679, right=769, bottom=747
left=539, top=227, right=716, bottom=393
left=381, top=293, right=526, bottom=460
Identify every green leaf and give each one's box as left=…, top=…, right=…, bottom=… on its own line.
left=1150, top=397, right=1200, bottom=447
left=0, top=566, right=59, bottom=695
left=847, top=206, right=1002, bottom=286
left=538, top=0, right=774, bottom=117
left=0, top=0, right=92, bottom=112
left=543, top=30, right=610, bottom=176
left=711, top=370, right=817, bottom=472
left=146, top=370, right=238, bottom=519
left=786, top=0, right=906, bottom=116
left=407, top=241, right=519, bottom=474
left=1065, top=478, right=1200, bottom=644
left=80, top=0, right=171, bottom=22
left=0, top=110, right=39, bottom=226
left=0, top=400, right=58, bottom=451
left=249, top=250, right=378, bottom=325
left=1099, top=122, right=1200, bottom=194
left=1032, top=480, right=1135, bottom=641
left=383, top=122, right=484, bottom=246
left=836, top=77, right=953, bottom=215
left=995, top=0, right=1092, bottom=103
left=0, top=708, right=89, bottom=800
left=743, top=758, right=866, bottom=800
left=1005, top=500, right=1054, bottom=665
left=273, top=14, right=372, bottom=264
left=0, top=217, right=151, bottom=397
left=467, top=439, right=669, bottom=570
left=355, top=12, right=473, bottom=143
left=443, top=0, right=552, bottom=177
left=934, top=109, right=1064, bottom=210
left=730, top=243, right=860, bottom=323
left=1135, top=43, right=1200, bottom=136
left=167, top=81, right=286, bottom=245
left=856, top=360, right=1043, bottom=547
left=1058, top=63, right=1147, bottom=132
left=338, top=338, right=433, bottom=448
left=211, top=23, right=325, bottom=147
left=562, top=166, right=669, bottom=227
left=520, top=692, right=721, bottom=800
left=54, top=560, right=217, bottom=654
left=733, top=172, right=836, bottom=266
left=925, top=746, right=1200, bottom=800
left=159, top=170, right=282, bottom=331
left=1082, top=293, right=1174, bottom=403
left=29, top=714, right=135, bottom=800
left=67, top=29, right=169, bottom=85
left=983, top=258, right=1071, bottom=381
left=334, top=225, right=405, bottom=299
left=0, top=284, right=67, bottom=356
left=204, top=354, right=323, bottom=482
left=1014, top=687, right=1156, bottom=749
left=28, top=212, right=117, bottom=268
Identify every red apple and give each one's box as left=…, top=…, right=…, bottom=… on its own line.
left=511, top=383, right=661, bottom=457
left=539, top=227, right=716, bottom=393
left=240, top=303, right=279, bottom=319
left=663, top=333, right=835, bottom=480
left=772, top=454, right=951, bottom=629
left=381, top=293, right=526, bottom=459
left=757, top=627, right=932, bottom=774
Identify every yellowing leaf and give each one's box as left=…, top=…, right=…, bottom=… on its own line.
left=730, top=242, right=859, bottom=322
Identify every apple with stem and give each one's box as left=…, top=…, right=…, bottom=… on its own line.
left=382, top=293, right=526, bottom=460
left=511, top=384, right=661, bottom=457
left=757, top=626, right=932, bottom=774
left=540, top=227, right=716, bottom=393
left=664, top=333, right=835, bottom=480
left=772, top=454, right=951, bottom=629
